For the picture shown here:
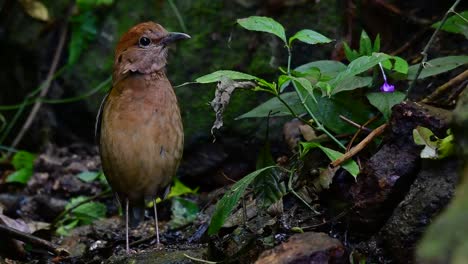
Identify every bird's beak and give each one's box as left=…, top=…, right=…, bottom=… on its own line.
left=161, top=32, right=191, bottom=46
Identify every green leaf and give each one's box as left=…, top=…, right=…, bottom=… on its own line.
left=167, top=178, right=198, bottom=199
left=438, top=132, right=455, bottom=159
left=6, top=168, right=33, bottom=184
left=253, top=143, right=286, bottom=209
left=413, top=127, right=455, bottom=159
left=382, top=56, right=409, bottom=76
left=195, top=70, right=258, bottom=83
left=77, top=171, right=100, bottom=183
left=68, top=12, right=97, bottom=66
left=7, top=151, right=36, bottom=184
left=296, top=86, right=375, bottom=134
left=343, top=42, right=359, bottom=62
left=236, top=92, right=305, bottom=119
left=373, top=34, right=381, bottom=52
left=56, top=219, right=79, bottom=236
left=11, top=151, right=36, bottom=170
left=295, top=60, right=347, bottom=79
left=318, top=146, right=359, bottom=178
left=392, top=56, right=409, bottom=75
left=413, top=126, right=439, bottom=159
left=366, top=91, right=405, bottom=120
left=237, top=16, right=287, bottom=44
left=300, top=142, right=359, bottom=178
left=332, top=76, right=372, bottom=95
left=289, top=29, right=332, bottom=46
left=67, top=197, right=106, bottom=225
left=432, top=11, right=468, bottom=37
left=168, top=197, right=199, bottom=229
left=332, top=53, right=390, bottom=85
left=407, top=56, right=468, bottom=80
left=291, top=77, right=316, bottom=102
left=208, top=166, right=276, bottom=235
left=359, top=30, right=372, bottom=56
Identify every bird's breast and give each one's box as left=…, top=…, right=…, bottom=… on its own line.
left=100, top=74, right=183, bottom=203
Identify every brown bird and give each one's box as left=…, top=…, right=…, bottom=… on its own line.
left=96, top=22, right=189, bottom=253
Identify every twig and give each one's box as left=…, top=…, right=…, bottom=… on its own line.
left=9, top=1, right=75, bottom=151
left=51, top=189, right=112, bottom=228
left=339, top=115, right=372, bottom=133
left=406, top=0, right=462, bottom=98
left=0, top=224, right=68, bottom=256
left=331, top=123, right=387, bottom=167
left=420, top=69, right=468, bottom=103
left=346, top=115, right=379, bottom=152
left=445, top=80, right=468, bottom=104
left=184, top=254, right=218, bottom=264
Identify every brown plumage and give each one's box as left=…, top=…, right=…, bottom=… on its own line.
left=96, top=22, right=189, bottom=253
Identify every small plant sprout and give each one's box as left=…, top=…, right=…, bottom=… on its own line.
left=378, top=62, right=395, bottom=93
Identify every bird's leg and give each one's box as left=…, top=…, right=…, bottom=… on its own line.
left=153, top=198, right=160, bottom=246
left=125, top=197, right=130, bottom=253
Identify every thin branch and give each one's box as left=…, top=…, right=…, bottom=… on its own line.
left=331, top=123, right=387, bottom=167
left=9, top=1, right=75, bottom=150
left=339, top=115, right=372, bottom=133
left=406, top=0, right=462, bottom=98
left=420, top=69, right=468, bottom=103
left=346, top=115, right=379, bottom=152
left=0, top=224, right=68, bottom=256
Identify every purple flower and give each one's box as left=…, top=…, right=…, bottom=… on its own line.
left=380, top=82, right=395, bottom=93
left=378, top=63, right=395, bottom=93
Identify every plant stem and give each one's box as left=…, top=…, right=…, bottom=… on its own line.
left=287, top=46, right=292, bottom=75
left=406, top=0, right=462, bottom=98
left=283, top=45, right=346, bottom=149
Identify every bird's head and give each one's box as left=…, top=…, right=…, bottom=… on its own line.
left=113, top=22, right=190, bottom=79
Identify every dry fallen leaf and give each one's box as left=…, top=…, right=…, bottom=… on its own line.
left=19, top=0, right=50, bottom=22
left=210, top=77, right=255, bottom=138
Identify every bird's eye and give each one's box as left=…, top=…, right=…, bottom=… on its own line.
left=139, top=37, right=151, bottom=47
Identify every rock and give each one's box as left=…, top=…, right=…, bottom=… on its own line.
left=255, top=232, right=346, bottom=264
left=105, top=248, right=208, bottom=264
left=377, top=158, right=458, bottom=262
left=416, top=88, right=468, bottom=264
left=347, top=101, right=452, bottom=233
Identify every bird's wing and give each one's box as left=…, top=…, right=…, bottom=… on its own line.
left=95, top=92, right=109, bottom=143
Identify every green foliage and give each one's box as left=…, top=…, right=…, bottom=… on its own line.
left=236, top=92, right=303, bottom=119
left=68, top=0, right=114, bottom=67
left=6, top=151, right=36, bottom=184
left=407, top=56, right=468, bottom=80
left=432, top=10, right=468, bottom=38
left=68, top=12, right=98, bottom=67
left=77, top=171, right=100, bottom=182
left=343, top=30, right=381, bottom=61
left=168, top=197, right=199, bottom=229
left=237, top=16, right=287, bottom=44
left=366, top=91, right=406, bottom=120
left=289, top=29, right=332, bottom=46
left=300, top=142, right=359, bottom=178
left=253, top=143, right=286, bottom=209
left=208, top=166, right=276, bottom=235
left=195, top=70, right=259, bottom=83
left=167, top=178, right=198, bottom=199
left=56, top=196, right=107, bottom=236
left=413, top=127, right=455, bottom=159
left=198, top=15, right=467, bottom=235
